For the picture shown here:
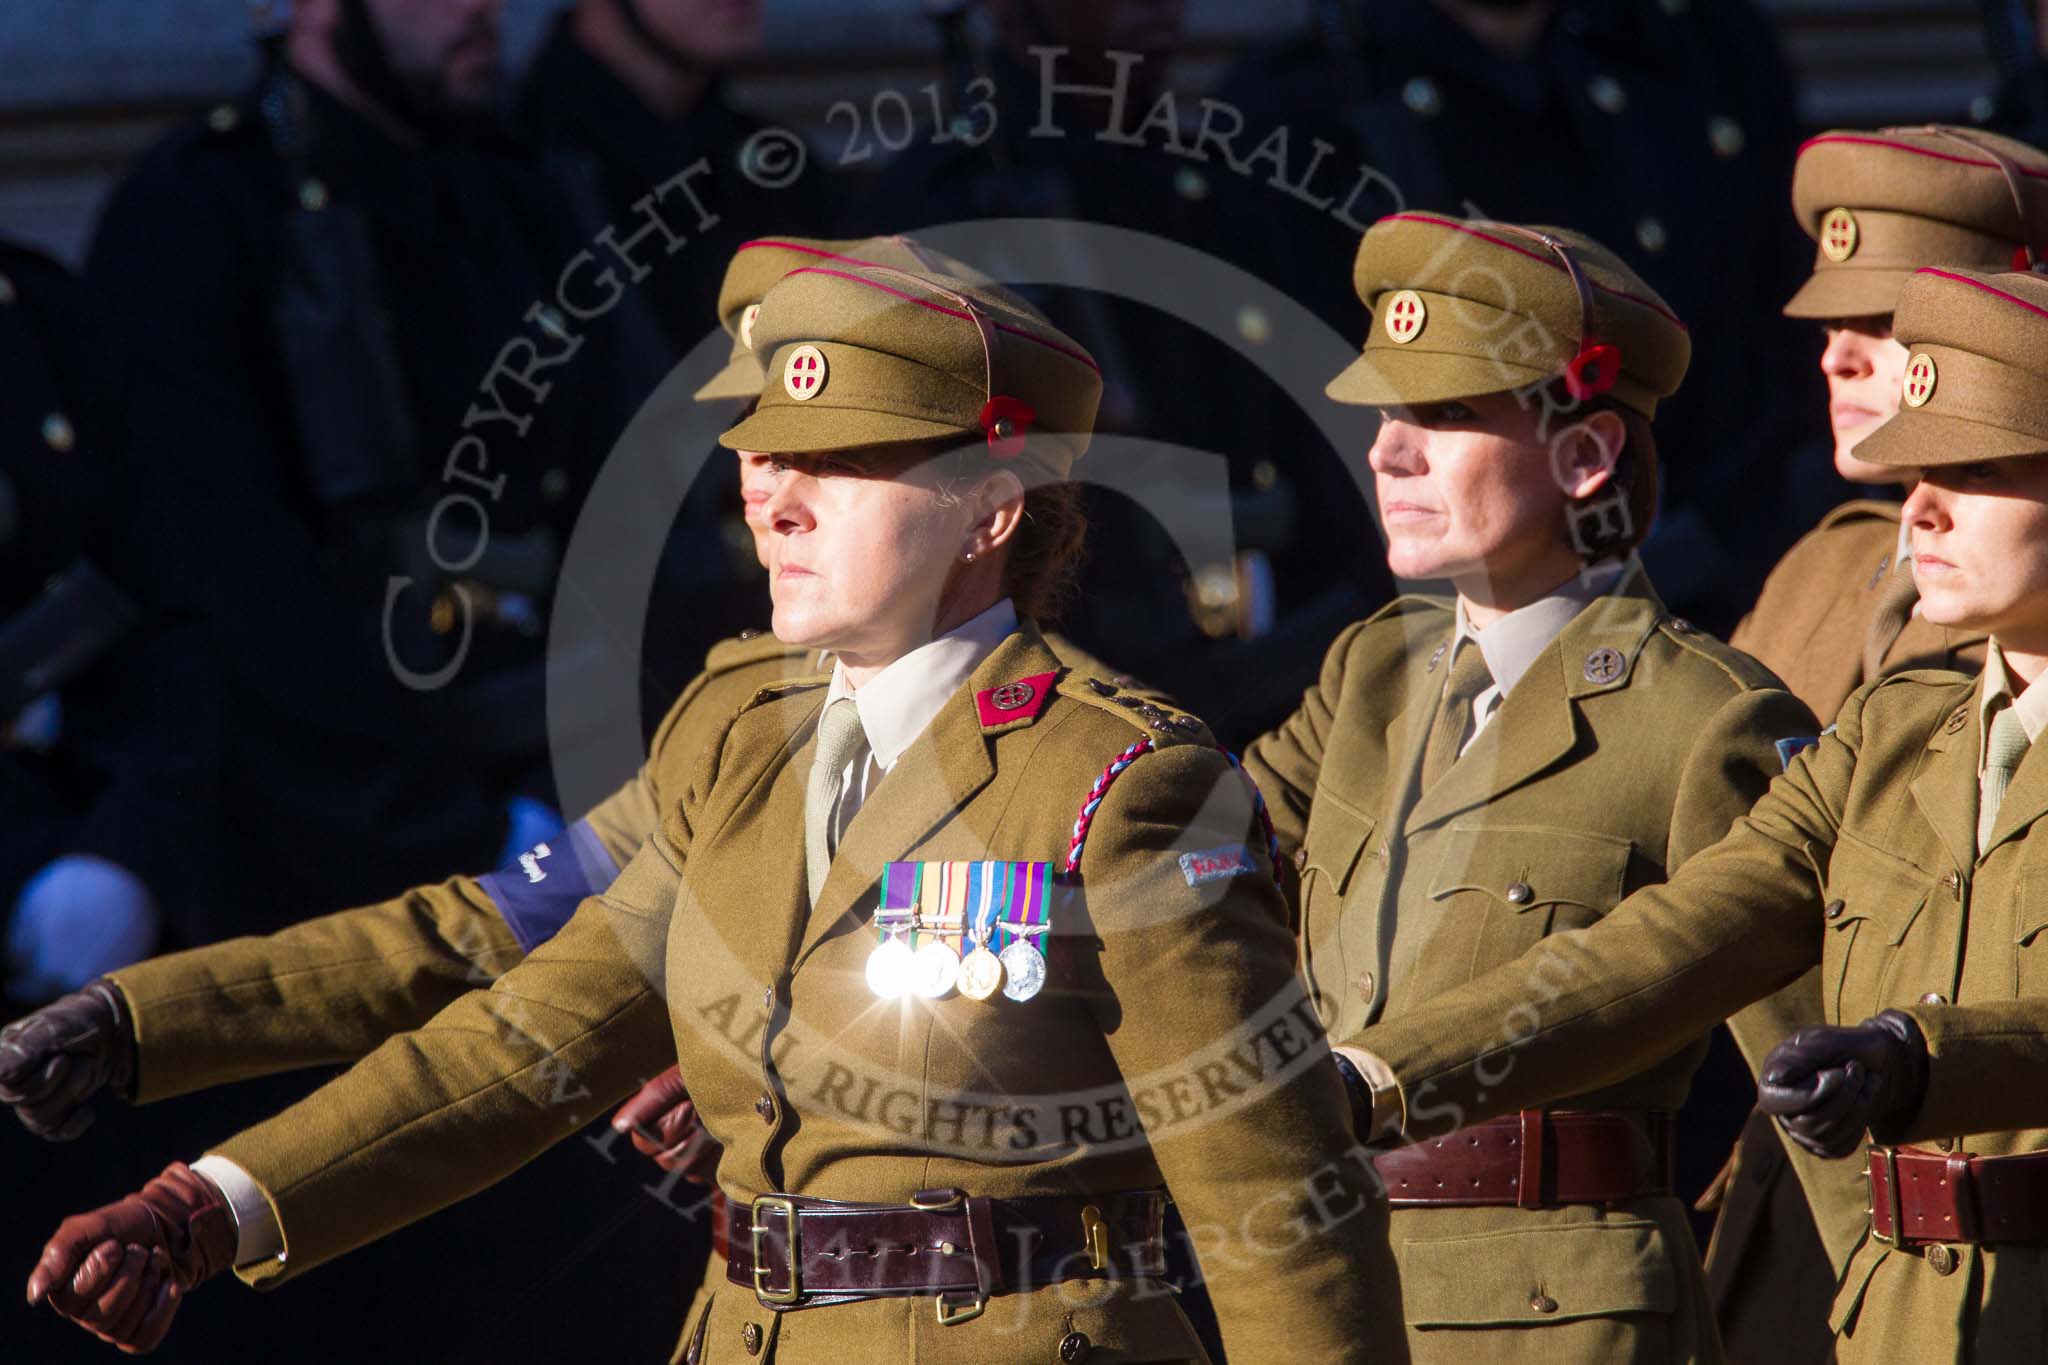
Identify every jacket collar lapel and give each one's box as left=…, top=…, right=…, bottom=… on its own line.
left=1404, top=561, right=1659, bottom=834
left=1911, top=695, right=1983, bottom=873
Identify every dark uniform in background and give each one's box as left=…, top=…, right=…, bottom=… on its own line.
left=64, top=44, right=701, bottom=1365
left=867, top=18, right=1395, bottom=745
left=85, top=68, right=634, bottom=933
left=1210, top=0, right=1830, bottom=636
left=517, top=7, right=845, bottom=696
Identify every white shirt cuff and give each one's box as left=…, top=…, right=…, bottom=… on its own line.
left=191, top=1154, right=286, bottom=1267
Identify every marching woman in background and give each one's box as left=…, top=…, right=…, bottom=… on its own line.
left=1245, top=213, right=1816, bottom=1362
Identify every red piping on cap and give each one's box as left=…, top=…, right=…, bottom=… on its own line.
left=1380, top=213, right=1689, bottom=329
left=1914, top=266, right=2048, bottom=322
left=1797, top=134, right=2048, bottom=182
left=781, top=266, right=1103, bottom=373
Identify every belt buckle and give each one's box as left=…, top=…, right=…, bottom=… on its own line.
left=751, top=1195, right=802, bottom=1305
left=1871, top=1146, right=1906, bottom=1248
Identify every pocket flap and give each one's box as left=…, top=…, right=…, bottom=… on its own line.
left=1302, top=798, right=1376, bottom=897
left=1824, top=834, right=1930, bottom=946
left=1402, top=1219, right=1675, bottom=1328
left=1427, top=825, right=1631, bottom=913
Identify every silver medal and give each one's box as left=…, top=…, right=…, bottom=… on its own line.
left=998, top=939, right=1047, bottom=1001
left=866, top=936, right=916, bottom=999
left=911, top=939, right=961, bottom=999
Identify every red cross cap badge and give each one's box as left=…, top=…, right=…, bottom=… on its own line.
left=1383, top=289, right=1427, bottom=345
left=783, top=344, right=828, bottom=401
left=739, top=303, right=762, bottom=350
left=1820, top=207, right=1859, bottom=263
left=1903, top=352, right=1937, bottom=409
left=974, top=671, right=1058, bottom=727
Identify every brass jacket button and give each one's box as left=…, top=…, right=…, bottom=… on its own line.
left=1505, top=881, right=1533, bottom=905
left=755, top=1094, right=776, bottom=1123
left=1825, top=899, right=1845, bottom=920
left=1530, top=1292, right=1559, bottom=1314
left=1356, top=971, right=1376, bottom=1002
left=1293, top=847, right=1309, bottom=873
left=742, top=1320, right=764, bottom=1354
left=1058, top=1331, right=1093, bottom=1363
left=1921, top=992, right=1948, bottom=1006
left=1925, top=1243, right=1958, bottom=1276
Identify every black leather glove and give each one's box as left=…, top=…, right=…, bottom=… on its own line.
left=1757, top=1008, right=1930, bottom=1159
left=0, top=979, right=137, bottom=1140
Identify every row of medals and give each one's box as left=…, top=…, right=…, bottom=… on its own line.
left=867, top=919, right=1049, bottom=1003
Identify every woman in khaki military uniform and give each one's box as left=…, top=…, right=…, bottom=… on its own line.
left=2, top=235, right=1161, bottom=1361
left=1703, top=126, right=2048, bottom=1362
left=27, top=263, right=1400, bottom=1363
left=1241, top=211, right=1816, bottom=1363
left=1337, top=264, right=2048, bottom=1363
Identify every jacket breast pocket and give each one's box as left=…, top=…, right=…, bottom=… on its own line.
left=1401, top=1219, right=1676, bottom=1360
left=2011, top=857, right=2048, bottom=998
left=1423, top=826, right=1633, bottom=979
left=1821, top=834, right=1929, bottom=1023
left=1298, top=797, right=1375, bottom=1014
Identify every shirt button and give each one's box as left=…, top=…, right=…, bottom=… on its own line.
left=1636, top=217, right=1668, bottom=253
left=299, top=177, right=330, bottom=211
left=1925, top=1243, right=1958, bottom=1276
left=1505, top=882, right=1533, bottom=905
left=1920, top=992, right=1948, bottom=1006
left=1530, top=1292, right=1559, bottom=1314
left=741, top=1320, right=764, bottom=1354
left=1059, top=1331, right=1093, bottom=1363
left=755, top=1094, right=776, bottom=1124
left=1709, top=115, right=1746, bottom=158
left=1587, top=75, right=1627, bottom=114
left=1293, top=847, right=1309, bottom=873
left=1825, top=899, right=1845, bottom=921
left=540, top=467, right=570, bottom=502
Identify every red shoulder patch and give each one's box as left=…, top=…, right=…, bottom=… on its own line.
left=975, top=671, right=1058, bottom=728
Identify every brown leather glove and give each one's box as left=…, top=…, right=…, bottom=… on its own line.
left=26, top=1160, right=236, bottom=1354
left=0, top=980, right=136, bottom=1140
left=612, top=1065, right=721, bottom=1182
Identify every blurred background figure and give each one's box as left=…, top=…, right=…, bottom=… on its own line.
left=1207, top=0, right=1829, bottom=637
left=84, top=0, right=645, bottom=943
left=868, top=0, right=1397, bottom=743
left=0, top=239, right=202, bottom=1007
left=518, top=0, right=846, bottom=694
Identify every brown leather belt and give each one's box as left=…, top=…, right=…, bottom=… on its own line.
left=726, top=1188, right=1168, bottom=1319
left=1868, top=1145, right=2048, bottom=1247
left=1374, top=1109, right=1674, bottom=1209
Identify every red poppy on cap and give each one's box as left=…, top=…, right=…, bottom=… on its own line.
left=980, top=396, right=1036, bottom=458
left=1565, top=341, right=1623, bottom=402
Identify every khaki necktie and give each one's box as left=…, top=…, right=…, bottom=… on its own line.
left=1978, top=703, right=2030, bottom=855
left=1419, top=640, right=1494, bottom=792
left=805, top=698, right=870, bottom=906
left=1862, top=556, right=1919, bottom=681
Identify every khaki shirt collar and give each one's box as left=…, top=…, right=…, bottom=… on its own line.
left=1453, top=559, right=1628, bottom=740
left=825, top=597, right=1018, bottom=775
left=1977, top=637, right=2048, bottom=774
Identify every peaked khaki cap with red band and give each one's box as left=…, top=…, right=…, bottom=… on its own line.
left=1328, top=212, right=1690, bottom=419
left=694, top=236, right=1028, bottom=401
left=1854, top=267, right=2048, bottom=467
left=718, top=263, right=1102, bottom=474
left=1784, top=125, right=2048, bottom=320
